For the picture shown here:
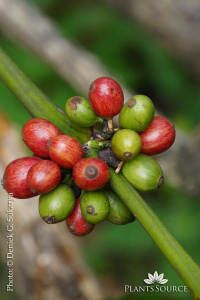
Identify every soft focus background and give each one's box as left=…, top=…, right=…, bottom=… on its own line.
left=0, top=1, right=200, bottom=299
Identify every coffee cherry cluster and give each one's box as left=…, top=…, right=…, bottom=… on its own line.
left=2, top=77, right=175, bottom=237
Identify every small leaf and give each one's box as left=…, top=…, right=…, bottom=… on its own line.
left=148, top=273, right=154, bottom=280
left=154, top=271, right=159, bottom=280
left=158, top=273, right=164, bottom=280
left=144, top=279, right=153, bottom=284
left=159, top=279, right=168, bottom=284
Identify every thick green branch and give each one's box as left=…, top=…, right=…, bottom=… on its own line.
left=0, top=48, right=91, bottom=144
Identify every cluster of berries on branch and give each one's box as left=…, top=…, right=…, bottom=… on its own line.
left=2, top=77, right=175, bottom=237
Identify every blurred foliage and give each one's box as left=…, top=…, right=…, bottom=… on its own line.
left=0, top=0, right=200, bottom=299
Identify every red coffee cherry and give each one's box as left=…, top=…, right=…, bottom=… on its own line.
left=88, top=77, right=124, bottom=118
left=72, top=158, right=110, bottom=191
left=66, top=198, right=95, bottom=237
left=140, top=116, right=176, bottom=155
left=1, top=156, right=41, bottom=199
left=48, top=134, right=84, bottom=169
left=27, top=160, right=61, bottom=194
left=22, top=118, right=61, bottom=157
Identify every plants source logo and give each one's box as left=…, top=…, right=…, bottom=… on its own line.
left=124, top=271, right=188, bottom=294
left=144, top=271, right=168, bottom=285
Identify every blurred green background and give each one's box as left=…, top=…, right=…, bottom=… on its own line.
left=0, top=1, right=200, bottom=299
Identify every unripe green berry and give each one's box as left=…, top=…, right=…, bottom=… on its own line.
left=119, top=95, right=155, bottom=133
left=111, top=129, right=141, bottom=161
left=65, top=96, right=103, bottom=127
left=122, top=153, right=164, bottom=192
left=103, top=188, right=135, bottom=225
left=80, top=191, right=110, bottom=224
left=39, top=184, right=75, bottom=224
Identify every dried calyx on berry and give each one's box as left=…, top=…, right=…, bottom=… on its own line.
left=72, top=157, right=110, bottom=191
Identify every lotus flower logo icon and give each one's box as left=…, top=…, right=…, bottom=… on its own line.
left=144, top=271, right=168, bottom=285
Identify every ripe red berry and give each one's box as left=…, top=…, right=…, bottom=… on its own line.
left=22, top=118, right=61, bottom=157
left=72, top=158, right=110, bottom=191
left=2, top=156, right=41, bottom=198
left=88, top=77, right=124, bottom=118
left=140, top=116, right=176, bottom=155
left=48, top=134, right=84, bottom=169
left=66, top=198, right=95, bottom=237
left=27, top=160, right=61, bottom=194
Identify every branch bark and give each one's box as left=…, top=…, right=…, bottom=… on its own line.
left=0, top=0, right=199, bottom=196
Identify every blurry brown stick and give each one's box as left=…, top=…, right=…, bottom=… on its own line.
left=102, top=0, right=200, bottom=81
left=0, top=0, right=199, bottom=196
left=0, top=0, right=120, bottom=96
left=0, top=111, right=103, bottom=300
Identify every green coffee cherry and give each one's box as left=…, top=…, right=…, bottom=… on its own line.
left=39, top=184, right=75, bottom=224
left=111, top=129, right=141, bottom=161
left=80, top=191, right=110, bottom=224
left=119, top=95, right=155, bottom=132
left=65, top=96, right=103, bottom=127
left=122, top=153, right=164, bottom=192
left=103, top=188, right=135, bottom=225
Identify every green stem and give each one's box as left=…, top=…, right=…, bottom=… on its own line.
left=109, top=168, right=200, bottom=299
left=0, top=47, right=91, bottom=144
left=1, top=46, right=200, bottom=299
left=84, top=148, right=99, bottom=158
left=87, top=140, right=111, bottom=149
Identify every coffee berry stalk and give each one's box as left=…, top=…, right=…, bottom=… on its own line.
left=1, top=47, right=200, bottom=299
